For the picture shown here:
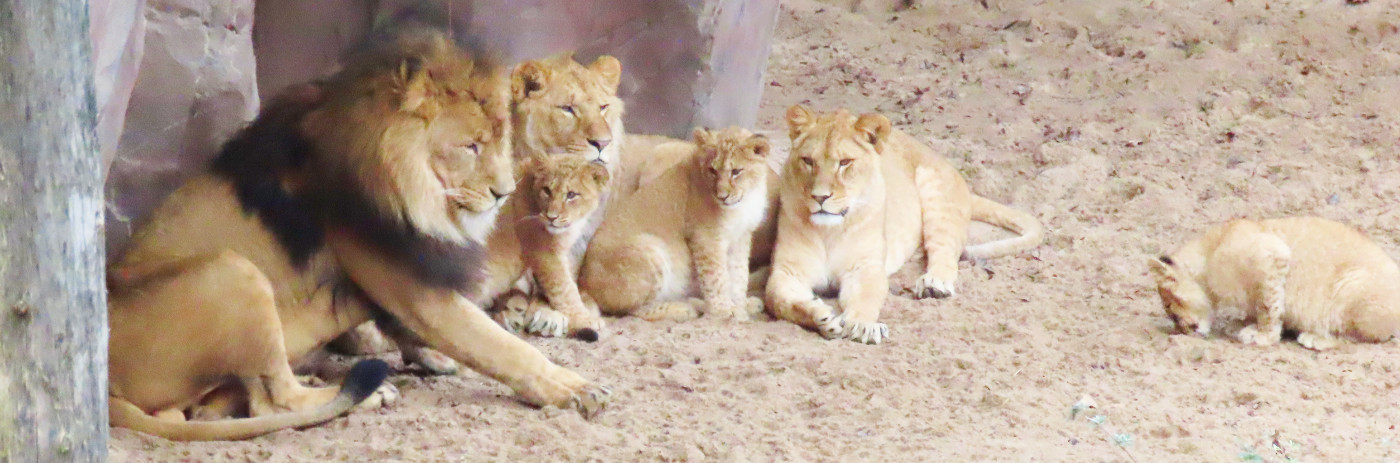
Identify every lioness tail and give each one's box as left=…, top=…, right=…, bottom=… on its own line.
left=964, top=195, right=1044, bottom=260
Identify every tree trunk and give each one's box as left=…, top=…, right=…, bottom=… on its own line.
left=0, top=1, right=109, bottom=461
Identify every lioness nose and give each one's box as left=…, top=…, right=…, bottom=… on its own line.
left=588, top=138, right=612, bottom=151
left=811, top=193, right=831, bottom=205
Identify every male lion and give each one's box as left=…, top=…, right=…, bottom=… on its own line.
left=1151, top=216, right=1400, bottom=351
left=107, top=30, right=608, bottom=441
left=766, top=105, right=1045, bottom=344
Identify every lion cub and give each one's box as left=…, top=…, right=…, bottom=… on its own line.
left=1151, top=216, right=1400, bottom=350
left=577, top=127, right=773, bottom=321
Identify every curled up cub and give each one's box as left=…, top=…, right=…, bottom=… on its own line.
left=1151, top=216, right=1400, bottom=351
left=578, top=127, right=773, bottom=321
left=766, top=105, right=1045, bottom=345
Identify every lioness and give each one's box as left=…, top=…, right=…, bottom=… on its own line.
left=107, top=30, right=608, bottom=441
left=766, top=105, right=1045, bottom=344
left=1151, top=216, right=1400, bottom=350
left=578, top=127, right=773, bottom=322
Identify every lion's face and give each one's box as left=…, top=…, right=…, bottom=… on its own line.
left=511, top=53, right=625, bottom=168
left=426, top=79, right=517, bottom=241
left=1149, top=256, right=1212, bottom=336
left=692, top=127, right=770, bottom=208
left=525, top=156, right=611, bottom=234
left=783, top=105, right=891, bottom=227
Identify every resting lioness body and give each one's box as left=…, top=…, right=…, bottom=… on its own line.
left=106, top=30, right=608, bottom=441
left=766, top=105, right=1045, bottom=344
left=578, top=127, right=773, bottom=322
left=1151, top=216, right=1400, bottom=350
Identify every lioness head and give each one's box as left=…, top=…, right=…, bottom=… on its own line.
left=1149, top=255, right=1212, bottom=336
left=691, top=127, right=771, bottom=208
left=510, top=53, right=625, bottom=168
left=523, top=156, right=611, bottom=235
left=783, top=104, right=891, bottom=227
left=300, top=29, right=515, bottom=245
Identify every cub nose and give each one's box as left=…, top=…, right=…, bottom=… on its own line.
left=545, top=211, right=560, bottom=220
left=811, top=193, right=831, bottom=205
left=588, top=138, right=612, bottom=151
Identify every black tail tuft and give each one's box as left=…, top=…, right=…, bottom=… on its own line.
left=340, top=359, right=391, bottom=403
left=574, top=328, right=600, bottom=343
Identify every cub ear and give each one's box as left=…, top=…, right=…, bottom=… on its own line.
left=511, top=60, right=549, bottom=101
left=587, top=161, right=612, bottom=187
left=1148, top=256, right=1177, bottom=284
left=691, top=126, right=715, bottom=147
left=748, top=134, right=772, bottom=158
left=853, top=113, right=892, bottom=150
left=786, top=104, right=816, bottom=140
left=589, top=55, right=623, bottom=92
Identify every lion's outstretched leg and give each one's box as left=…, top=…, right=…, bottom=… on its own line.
left=910, top=164, right=972, bottom=299
left=328, top=234, right=610, bottom=418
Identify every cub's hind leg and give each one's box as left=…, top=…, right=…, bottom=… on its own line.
left=909, top=164, right=973, bottom=299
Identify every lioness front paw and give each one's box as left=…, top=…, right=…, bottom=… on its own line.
left=351, top=382, right=400, bottom=412
left=519, top=366, right=611, bottom=420
left=1236, top=324, right=1281, bottom=347
left=913, top=273, right=957, bottom=299
left=1296, top=332, right=1339, bottom=351
left=526, top=307, right=570, bottom=338
left=844, top=320, right=890, bottom=345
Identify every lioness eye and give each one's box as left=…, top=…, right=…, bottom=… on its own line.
left=466, top=143, right=481, bottom=155
left=560, top=105, right=575, bottom=115
left=731, top=168, right=742, bottom=177
left=839, top=159, right=853, bottom=167
left=600, top=104, right=610, bottom=113
left=801, top=157, right=815, bottom=167
left=566, top=191, right=579, bottom=200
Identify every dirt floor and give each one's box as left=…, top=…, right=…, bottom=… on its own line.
left=112, top=0, right=1400, bottom=461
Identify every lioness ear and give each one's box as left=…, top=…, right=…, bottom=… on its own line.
left=786, top=104, right=816, bottom=140
left=748, top=135, right=772, bottom=158
left=853, top=113, right=892, bottom=150
left=589, top=55, right=623, bottom=91
left=511, top=60, right=549, bottom=101
left=691, top=127, right=715, bottom=147
left=587, top=161, right=611, bottom=187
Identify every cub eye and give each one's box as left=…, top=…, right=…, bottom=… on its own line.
left=708, top=167, right=720, bottom=176
left=801, top=157, right=815, bottom=167
left=839, top=159, right=853, bottom=167
left=600, top=104, right=610, bottom=113
left=560, top=105, right=575, bottom=115
left=730, top=168, right=742, bottom=177
left=540, top=187, right=552, bottom=198
left=566, top=191, right=580, bottom=200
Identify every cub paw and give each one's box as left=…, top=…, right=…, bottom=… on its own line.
left=912, top=273, right=957, bottom=299
left=844, top=320, right=890, bottom=345
left=521, top=366, right=612, bottom=419
left=493, top=292, right=532, bottom=333
left=1236, top=325, right=1280, bottom=347
left=526, top=307, right=570, bottom=338
left=402, top=346, right=460, bottom=375
left=1297, top=332, right=1339, bottom=351
left=352, top=382, right=400, bottom=412
left=742, top=296, right=765, bottom=319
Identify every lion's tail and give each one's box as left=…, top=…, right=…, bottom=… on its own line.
left=964, top=195, right=1045, bottom=260
left=109, top=359, right=389, bottom=442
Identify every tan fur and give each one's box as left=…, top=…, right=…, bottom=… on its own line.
left=107, top=30, right=608, bottom=441
left=579, top=127, right=773, bottom=322
left=1150, top=216, right=1400, bottom=351
left=765, top=105, right=1045, bottom=345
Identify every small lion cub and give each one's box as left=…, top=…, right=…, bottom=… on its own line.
left=578, top=127, right=773, bottom=321
left=1151, top=216, right=1400, bottom=351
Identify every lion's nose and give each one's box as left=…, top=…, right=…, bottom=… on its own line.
left=811, top=193, right=831, bottom=205
left=588, top=138, right=612, bottom=151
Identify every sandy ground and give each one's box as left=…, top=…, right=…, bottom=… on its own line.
left=112, top=0, right=1400, bottom=461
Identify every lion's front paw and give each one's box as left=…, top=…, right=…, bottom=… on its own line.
left=1236, top=324, right=1281, bottom=347
left=912, top=273, right=957, bottom=299
left=351, top=382, right=400, bottom=412
left=1296, top=332, right=1339, bottom=351
left=520, top=366, right=611, bottom=419
left=402, top=346, right=460, bottom=375
left=526, top=307, right=570, bottom=338
left=844, top=320, right=890, bottom=345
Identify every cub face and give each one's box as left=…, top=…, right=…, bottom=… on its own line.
left=691, top=127, right=771, bottom=208
left=511, top=53, right=625, bottom=165
left=524, top=156, right=611, bottom=234
left=1149, top=256, right=1212, bottom=336
left=783, top=104, right=891, bottom=227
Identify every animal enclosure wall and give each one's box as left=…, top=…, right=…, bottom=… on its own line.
left=96, top=0, right=779, bottom=257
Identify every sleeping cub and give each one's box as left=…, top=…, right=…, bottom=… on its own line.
left=1151, top=216, right=1400, bottom=350
left=577, top=127, right=773, bottom=321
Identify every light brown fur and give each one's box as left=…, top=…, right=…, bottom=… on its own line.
left=578, top=127, right=773, bottom=322
left=106, top=30, right=608, bottom=441
left=765, top=105, right=1045, bottom=344
left=1151, top=216, right=1400, bottom=351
